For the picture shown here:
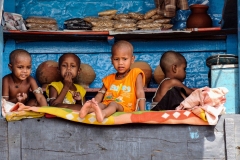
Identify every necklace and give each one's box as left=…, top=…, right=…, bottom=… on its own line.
left=116, top=69, right=130, bottom=78
left=11, top=74, right=23, bottom=88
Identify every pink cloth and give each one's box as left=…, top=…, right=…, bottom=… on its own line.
left=176, top=87, right=228, bottom=125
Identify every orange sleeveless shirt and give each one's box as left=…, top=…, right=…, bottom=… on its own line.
left=102, top=68, right=145, bottom=112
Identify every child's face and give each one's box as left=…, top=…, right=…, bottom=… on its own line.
left=111, top=47, right=134, bottom=74
left=59, top=56, right=80, bottom=79
left=8, top=55, right=32, bottom=80
left=176, top=61, right=187, bottom=82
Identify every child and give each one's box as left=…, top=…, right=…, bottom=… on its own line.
left=46, top=53, right=86, bottom=110
left=2, top=49, right=47, bottom=106
left=79, top=40, right=146, bottom=122
left=151, top=51, right=195, bottom=111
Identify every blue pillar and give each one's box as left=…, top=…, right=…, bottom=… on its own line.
left=238, top=0, right=240, bottom=111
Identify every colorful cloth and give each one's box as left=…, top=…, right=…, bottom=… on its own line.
left=176, top=87, right=228, bottom=125
left=46, top=81, right=86, bottom=104
left=2, top=86, right=228, bottom=126
left=102, top=68, right=145, bottom=112
left=4, top=102, right=209, bottom=125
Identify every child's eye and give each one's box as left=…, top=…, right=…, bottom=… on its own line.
left=114, top=58, right=118, bottom=61
left=27, top=66, right=32, bottom=69
left=71, top=65, right=76, bottom=68
left=123, top=58, right=127, bottom=60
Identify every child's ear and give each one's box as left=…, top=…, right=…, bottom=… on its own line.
left=78, top=67, right=81, bottom=75
left=172, top=64, right=177, bottom=73
left=8, top=64, right=13, bottom=71
left=131, top=55, right=135, bottom=63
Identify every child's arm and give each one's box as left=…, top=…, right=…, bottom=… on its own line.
left=167, top=79, right=194, bottom=95
left=94, top=85, right=106, bottom=103
left=2, top=76, right=10, bottom=101
left=71, top=91, right=86, bottom=105
left=135, top=74, right=145, bottom=111
left=48, top=86, right=82, bottom=110
left=29, top=77, right=47, bottom=106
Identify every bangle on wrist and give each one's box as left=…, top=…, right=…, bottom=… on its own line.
left=98, top=90, right=106, bottom=94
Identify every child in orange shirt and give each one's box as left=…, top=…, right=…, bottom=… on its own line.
left=79, top=40, right=146, bottom=122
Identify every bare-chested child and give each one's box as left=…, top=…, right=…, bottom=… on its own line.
left=2, top=49, right=47, bottom=106
left=46, top=53, right=86, bottom=110
left=151, top=51, right=195, bottom=111
left=79, top=40, right=146, bottom=122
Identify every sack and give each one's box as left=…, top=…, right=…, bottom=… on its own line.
left=98, top=10, right=117, bottom=16
left=26, top=16, right=57, bottom=24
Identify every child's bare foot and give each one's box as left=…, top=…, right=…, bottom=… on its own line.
left=91, top=101, right=104, bottom=123
left=79, top=100, right=92, bottom=118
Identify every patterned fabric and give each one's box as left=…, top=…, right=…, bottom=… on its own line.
left=102, top=68, right=145, bottom=112
left=4, top=102, right=209, bottom=125
left=176, top=87, right=228, bottom=125
left=46, top=81, right=86, bottom=104
left=154, top=0, right=189, bottom=18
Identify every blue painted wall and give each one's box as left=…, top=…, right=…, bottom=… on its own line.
left=2, top=0, right=238, bottom=110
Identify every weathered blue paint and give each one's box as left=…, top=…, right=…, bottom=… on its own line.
left=188, top=127, right=200, bottom=139
left=3, top=0, right=15, bottom=13
left=226, top=34, right=238, bottom=54
left=3, top=40, right=226, bottom=89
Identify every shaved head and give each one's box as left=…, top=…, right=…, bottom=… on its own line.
left=59, top=53, right=81, bottom=68
left=111, top=40, right=133, bottom=56
left=9, top=49, right=31, bottom=64
left=160, top=51, right=186, bottom=74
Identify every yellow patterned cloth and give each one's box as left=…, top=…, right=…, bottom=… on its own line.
left=4, top=102, right=209, bottom=125
left=6, top=111, right=44, bottom=121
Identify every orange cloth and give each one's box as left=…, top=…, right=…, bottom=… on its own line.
left=102, top=68, right=145, bottom=112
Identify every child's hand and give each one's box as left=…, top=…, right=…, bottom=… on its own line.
left=63, top=72, right=73, bottom=88
left=70, top=91, right=81, bottom=100
left=16, top=93, right=28, bottom=103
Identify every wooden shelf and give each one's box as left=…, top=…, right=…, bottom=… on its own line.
left=3, top=27, right=237, bottom=42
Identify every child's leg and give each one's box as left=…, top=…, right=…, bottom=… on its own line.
left=79, top=100, right=93, bottom=118
left=92, top=101, right=124, bottom=122
left=79, top=98, right=107, bottom=118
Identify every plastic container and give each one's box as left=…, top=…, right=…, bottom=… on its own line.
left=206, top=54, right=239, bottom=113
left=211, top=64, right=239, bottom=113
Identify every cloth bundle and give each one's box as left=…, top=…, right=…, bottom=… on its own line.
left=154, top=0, right=189, bottom=18
left=64, top=18, right=92, bottom=30
left=176, top=87, right=228, bottom=125
left=25, top=16, right=58, bottom=31
left=3, top=12, right=27, bottom=31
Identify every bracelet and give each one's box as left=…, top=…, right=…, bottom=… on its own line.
left=47, top=97, right=56, bottom=102
left=33, top=87, right=43, bottom=94
left=98, top=90, right=106, bottom=94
